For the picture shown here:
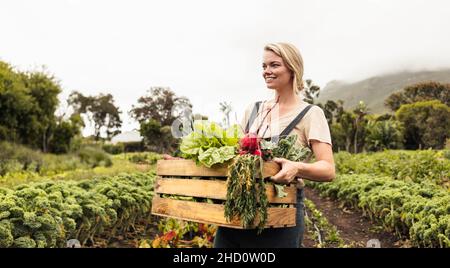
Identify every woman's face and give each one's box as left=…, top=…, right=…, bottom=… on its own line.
left=262, top=50, right=292, bottom=90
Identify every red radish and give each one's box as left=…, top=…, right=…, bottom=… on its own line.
left=239, top=133, right=262, bottom=156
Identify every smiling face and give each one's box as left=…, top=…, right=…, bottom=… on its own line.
left=262, top=50, right=293, bottom=90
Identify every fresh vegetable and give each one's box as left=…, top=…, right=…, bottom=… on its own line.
left=224, top=154, right=267, bottom=233
left=0, top=172, right=155, bottom=248
left=180, top=121, right=243, bottom=167
left=309, top=173, right=450, bottom=248
left=224, top=134, right=312, bottom=232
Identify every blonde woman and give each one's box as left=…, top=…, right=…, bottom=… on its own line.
left=213, top=42, right=335, bottom=248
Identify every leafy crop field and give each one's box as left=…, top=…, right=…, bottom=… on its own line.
left=0, top=171, right=155, bottom=247
left=308, top=150, right=450, bottom=248
left=0, top=149, right=448, bottom=248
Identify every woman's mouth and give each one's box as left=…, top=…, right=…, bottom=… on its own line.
left=265, top=76, right=276, bottom=82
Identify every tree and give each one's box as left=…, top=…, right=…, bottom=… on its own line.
left=130, top=87, right=192, bottom=126
left=303, top=79, right=321, bottom=104
left=396, top=100, right=450, bottom=149
left=47, top=114, right=83, bottom=154
left=20, top=70, right=61, bottom=152
left=0, top=62, right=63, bottom=151
left=69, top=91, right=122, bottom=140
left=328, top=101, right=369, bottom=153
left=337, top=111, right=356, bottom=152
left=0, top=61, right=31, bottom=143
left=318, top=99, right=353, bottom=152
left=385, top=81, right=450, bottom=111
left=365, top=120, right=404, bottom=151
left=329, top=123, right=347, bottom=152
left=140, top=119, right=177, bottom=153
left=318, top=99, right=345, bottom=125
left=353, top=101, right=369, bottom=153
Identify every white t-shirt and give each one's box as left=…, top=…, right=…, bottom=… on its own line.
left=241, top=99, right=332, bottom=149
left=241, top=99, right=333, bottom=188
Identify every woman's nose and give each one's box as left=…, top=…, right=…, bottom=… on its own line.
left=263, top=67, right=272, bottom=75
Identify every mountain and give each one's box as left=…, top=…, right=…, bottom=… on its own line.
left=317, top=69, right=450, bottom=114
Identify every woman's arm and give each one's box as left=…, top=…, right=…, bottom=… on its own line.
left=270, top=139, right=335, bottom=184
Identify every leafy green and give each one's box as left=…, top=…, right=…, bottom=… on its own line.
left=274, top=184, right=288, bottom=198
left=0, top=172, right=155, bottom=248
left=263, top=135, right=312, bottom=198
left=272, top=135, right=312, bottom=161
left=198, top=146, right=236, bottom=168
left=180, top=121, right=243, bottom=167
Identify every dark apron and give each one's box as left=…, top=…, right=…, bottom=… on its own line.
left=213, top=102, right=313, bottom=248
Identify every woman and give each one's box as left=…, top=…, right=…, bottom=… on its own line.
left=213, top=42, right=335, bottom=248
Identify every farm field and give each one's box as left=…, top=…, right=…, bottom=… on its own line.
left=3, top=148, right=447, bottom=248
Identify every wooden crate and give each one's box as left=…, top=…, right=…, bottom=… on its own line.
left=151, top=159, right=297, bottom=229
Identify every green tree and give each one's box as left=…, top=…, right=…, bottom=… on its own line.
left=396, top=100, right=450, bottom=149
left=130, top=87, right=192, bottom=126
left=69, top=91, right=122, bottom=140
left=365, top=120, right=404, bottom=151
left=385, top=81, right=450, bottom=111
left=0, top=61, right=31, bottom=143
left=20, top=70, right=62, bottom=151
left=318, top=99, right=345, bottom=125
left=139, top=119, right=177, bottom=153
left=329, top=123, right=347, bottom=152
left=47, top=115, right=83, bottom=154
left=337, top=111, right=356, bottom=152
left=0, top=62, right=62, bottom=151
left=353, top=101, right=369, bottom=153
left=303, top=79, right=321, bottom=104
left=329, top=101, right=369, bottom=153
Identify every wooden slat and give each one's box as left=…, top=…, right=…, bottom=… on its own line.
left=155, top=177, right=297, bottom=204
left=151, top=197, right=296, bottom=229
left=156, top=159, right=280, bottom=178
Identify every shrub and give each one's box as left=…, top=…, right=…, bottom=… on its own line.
left=76, top=147, right=112, bottom=168
left=102, top=143, right=124, bottom=155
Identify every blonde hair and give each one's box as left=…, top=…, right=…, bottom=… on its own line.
left=264, top=42, right=304, bottom=94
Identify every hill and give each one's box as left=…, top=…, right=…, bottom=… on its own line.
left=318, top=69, right=450, bottom=114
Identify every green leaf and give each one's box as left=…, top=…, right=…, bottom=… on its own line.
left=274, top=184, right=288, bottom=198
left=179, top=121, right=242, bottom=166
left=198, top=146, right=236, bottom=168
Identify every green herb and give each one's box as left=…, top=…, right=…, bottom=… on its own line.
left=224, top=154, right=268, bottom=233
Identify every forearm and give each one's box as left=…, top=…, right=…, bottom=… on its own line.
left=295, top=160, right=335, bottom=182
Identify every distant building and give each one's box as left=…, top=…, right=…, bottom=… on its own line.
left=110, top=131, right=143, bottom=145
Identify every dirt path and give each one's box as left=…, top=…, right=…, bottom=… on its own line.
left=303, top=187, right=404, bottom=248
left=87, top=219, right=160, bottom=248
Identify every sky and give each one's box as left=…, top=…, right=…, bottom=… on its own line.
left=1, top=0, right=450, bottom=136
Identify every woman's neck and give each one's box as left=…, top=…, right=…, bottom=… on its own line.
left=273, top=87, right=301, bottom=107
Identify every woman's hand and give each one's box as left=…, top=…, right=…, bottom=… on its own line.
left=270, top=157, right=301, bottom=185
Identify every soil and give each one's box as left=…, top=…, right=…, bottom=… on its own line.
left=302, top=187, right=406, bottom=248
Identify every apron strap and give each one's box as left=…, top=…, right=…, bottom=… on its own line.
left=245, top=101, right=262, bottom=133
left=270, top=104, right=314, bottom=141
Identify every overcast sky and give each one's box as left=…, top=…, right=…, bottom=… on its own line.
left=1, top=0, right=450, bottom=136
